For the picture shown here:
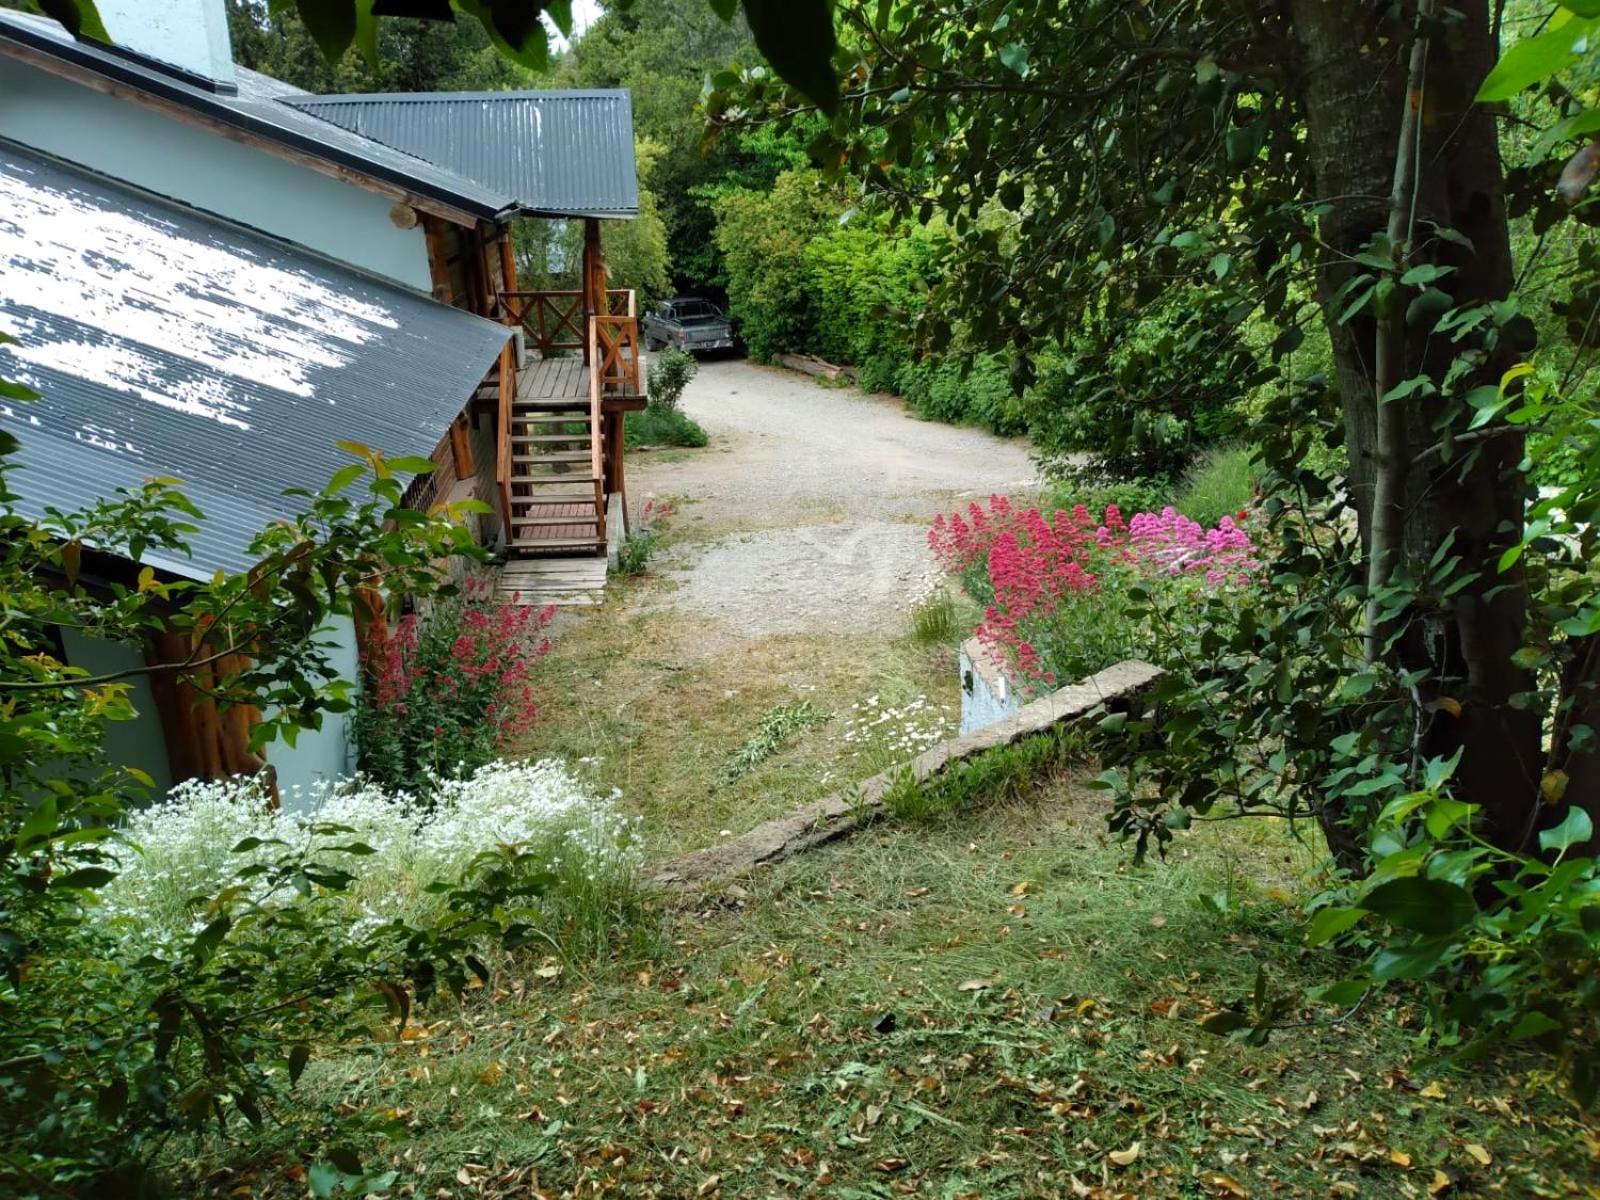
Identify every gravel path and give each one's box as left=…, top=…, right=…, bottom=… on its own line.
left=630, top=359, right=1038, bottom=638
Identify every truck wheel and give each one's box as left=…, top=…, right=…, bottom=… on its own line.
left=645, top=335, right=664, bottom=352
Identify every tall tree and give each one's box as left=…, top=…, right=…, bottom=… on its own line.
left=707, top=0, right=1592, bottom=857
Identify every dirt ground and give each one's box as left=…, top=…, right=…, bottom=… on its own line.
left=631, top=359, right=1038, bottom=639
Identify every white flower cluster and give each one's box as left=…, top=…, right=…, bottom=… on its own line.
left=838, top=693, right=955, bottom=770
left=97, top=760, right=641, bottom=953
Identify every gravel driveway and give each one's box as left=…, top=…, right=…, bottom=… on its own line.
left=631, top=359, right=1038, bottom=639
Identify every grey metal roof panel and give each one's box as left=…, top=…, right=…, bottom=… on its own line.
left=0, top=142, right=511, bottom=581
left=0, top=9, right=517, bottom=220
left=283, top=90, right=640, bottom=219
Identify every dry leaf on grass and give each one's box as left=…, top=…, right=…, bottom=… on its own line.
left=957, top=979, right=993, bottom=992
left=1108, top=1142, right=1141, bottom=1167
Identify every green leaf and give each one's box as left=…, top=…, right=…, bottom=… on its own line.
left=741, top=0, right=839, bottom=114
left=455, top=0, right=550, bottom=70
left=53, top=866, right=117, bottom=889
left=1360, top=877, right=1477, bottom=935
left=386, top=455, right=438, bottom=475
left=1371, top=938, right=1453, bottom=981
left=191, top=914, right=232, bottom=961
left=1477, top=17, right=1600, bottom=102
left=288, top=1042, right=311, bottom=1084
left=1306, top=906, right=1367, bottom=946
left=36, top=0, right=109, bottom=41
left=295, top=0, right=358, bottom=60
left=325, top=463, right=366, bottom=495
left=1508, top=1010, right=1563, bottom=1040
left=998, top=42, right=1029, bottom=75
left=1538, top=807, right=1594, bottom=854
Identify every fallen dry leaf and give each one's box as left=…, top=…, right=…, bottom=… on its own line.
left=1209, top=1173, right=1248, bottom=1197
left=696, top=1174, right=721, bottom=1196
left=1419, top=1080, right=1447, bottom=1100
left=1389, top=1148, right=1413, bottom=1168
left=1463, top=1143, right=1491, bottom=1166
left=1108, top=1142, right=1141, bottom=1167
left=957, top=979, right=993, bottom=992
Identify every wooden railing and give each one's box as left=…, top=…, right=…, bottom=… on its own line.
left=585, top=318, right=608, bottom=545
left=594, top=313, right=641, bottom=397
left=498, top=288, right=637, bottom=355
left=496, top=340, right=514, bottom=533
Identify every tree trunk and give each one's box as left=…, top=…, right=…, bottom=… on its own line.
left=1288, top=0, right=1543, bottom=847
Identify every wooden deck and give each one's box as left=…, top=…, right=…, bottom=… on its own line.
left=518, top=355, right=589, bottom=404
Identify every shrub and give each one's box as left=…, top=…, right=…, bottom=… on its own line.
left=99, top=760, right=642, bottom=956
left=624, top=403, right=709, bottom=449
left=615, top=498, right=674, bottom=577
left=929, top=495, right=1259, bottom=686
left=1048, top=478, right=1175, bottom=521
left=354, top=579, right=552, bottom=793
left=897, top=354, right=1027, bottom=435
left=646, top=347, right=698, bottom=411
left=1175, top=444, right=1258, bottom=528
left=713, top=170, right=842, bottom=360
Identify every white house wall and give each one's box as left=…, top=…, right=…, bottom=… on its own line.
left=0, top=57, right=433, bottom=292
left=264, top=614, right=361, bottom=812
left=58, top=628, right=176, bottom=797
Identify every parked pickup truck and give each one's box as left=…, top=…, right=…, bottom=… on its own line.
left=641, top=297, right=736, bottom=354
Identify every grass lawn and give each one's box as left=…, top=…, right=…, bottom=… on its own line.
left=189, top=759, right=1595, bottom=1198
left=509, top=577, right=959, bottom=860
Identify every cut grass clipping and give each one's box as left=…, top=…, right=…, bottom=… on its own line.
left=718, top=700, right=824, bottom=785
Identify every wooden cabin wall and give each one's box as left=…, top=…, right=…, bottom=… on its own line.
left=421, top=215, right=517, bottom=320
left=143, top=633, right=278, bottom=804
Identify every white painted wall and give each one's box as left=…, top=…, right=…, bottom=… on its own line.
left=59, top=628, right=176, bottom=797
left=0, top=57, right=433, bottom=292
left=58, top=618, right=358, bottom=810
left=97, top=0, right=235, bottom=86
left=265, top=615, right=360, bottom=812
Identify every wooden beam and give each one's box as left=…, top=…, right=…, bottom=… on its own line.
left=0, top=39, right=488, bottom=228
left=450, top=413, right=474, bottom=477
left=422, top=215, right=455, bottom=305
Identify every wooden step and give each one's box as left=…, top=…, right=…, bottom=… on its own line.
left=508, top=536, right=607, bottom=551
left=508, top=473, right=599, bottom=485
left=510, top=514, right=601, bottom=527
left=516, top=400, right=592, bottom=412
left=513, top=434, right=592, bottom=444
left=513, top=451, right=592, bottom=464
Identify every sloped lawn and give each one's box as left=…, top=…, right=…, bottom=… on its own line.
left=188, top=764, right=1594, bottom=1198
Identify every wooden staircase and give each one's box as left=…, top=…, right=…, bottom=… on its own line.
left=501, top=356, right=607, bottom=556
left=487, top=289, right=644, bottom=569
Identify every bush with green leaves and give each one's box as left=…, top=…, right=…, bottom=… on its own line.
left=895, top=353, right=1027, bottom=435
left=712, top=169, right=843, bottom=361
left=0, top=410, right=610, bottom=1192
left=624, top=403, right=709, bottom=449
left=645, top=346, right=698, bottom=410
left=1174, top=444, right=1258, bottom=528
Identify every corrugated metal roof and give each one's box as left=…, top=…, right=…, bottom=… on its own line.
left=283, top=91, right=640, bottom=220
left=0, top=9, right=518, bottom=220
left=0, top=142, right=511, bottom=581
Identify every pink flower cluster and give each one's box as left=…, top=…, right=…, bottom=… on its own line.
left=371, top=576, right=554, bottom=745
left=1125, top=506, right=1258, bottom=586
left=929, top=495, right=1259, bottom=681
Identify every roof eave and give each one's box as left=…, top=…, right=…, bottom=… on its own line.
left=0, top=23, right=513, bottom=227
